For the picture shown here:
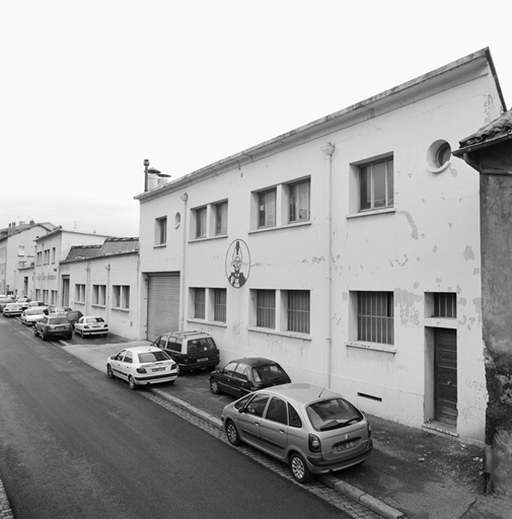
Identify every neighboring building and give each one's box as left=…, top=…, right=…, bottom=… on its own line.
left=134, top=48, right=506, bottom=445
left=0, top=220, right=57, bottom=296
left=453, top=109, right=512, bottom=495
left=34, top=228, right=110, bottom=306
left=61, top=238, right=140, bottom=339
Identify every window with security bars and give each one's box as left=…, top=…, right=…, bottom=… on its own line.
left=359, top=156, right=394, bottom=211
left=256, top=290, right=276, bottom=328
left=194, top=288, right=206, bottom=319
left=434, top=292, right=456, bottom=318
left=213, top=288, right=227, bottom=322
left=287, top=290, right=310, bottom=333
left=357, top=291, right=394, bottom=344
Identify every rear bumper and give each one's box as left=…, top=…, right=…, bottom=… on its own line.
left=134, top=373, right=178, bottom=385
left=306, top=439, right=373, bottom=474
left=81, top=328, right=109, bottom=335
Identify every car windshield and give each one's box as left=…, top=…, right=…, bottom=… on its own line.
left=306, top=398, right=363, bottom=432
left=252, top=364, right=288, bottom=383
left=49, top=317, right=69, bottom=324
left=138, top=351, right=170, bottom=363
left=87, top=317, right=105, bottom=323
left=27, top=308, right=44, bottom=315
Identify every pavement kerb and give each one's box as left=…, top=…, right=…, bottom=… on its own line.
left=150, top=387, right=405, bottom=519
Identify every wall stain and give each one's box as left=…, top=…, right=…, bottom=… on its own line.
left=398, top=210, right=419, bottom=239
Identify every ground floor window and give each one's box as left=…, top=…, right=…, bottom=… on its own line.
left=357, top=291, right=394, bottom=344
left=256, top=289, right=276, bottom=329
left=113, top=285, right=130, bottom=309
left=193, top=288, right=206, bottom=319
left=75, top=284, right=86, bottom=303
left=213, top=288, right=227, bottom=322
left=287, top=290, right=310, bottom=334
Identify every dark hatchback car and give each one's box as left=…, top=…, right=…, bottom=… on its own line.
left=34, top=315, right=73, bottom=340
left=209, top=357, right=291, bottom=397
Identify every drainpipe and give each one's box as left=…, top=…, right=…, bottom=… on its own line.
left=179, top=192, right=188, bottom=331
left=321, top=142, right=336, bottom=387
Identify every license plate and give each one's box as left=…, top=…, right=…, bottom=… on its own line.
left=337, top=441, right=357, bottom=452
left=56, top=326, right=66, bottom=330
left=198, top=358, right=208, bottom=362
left=152, top=367, right=165, bottom=372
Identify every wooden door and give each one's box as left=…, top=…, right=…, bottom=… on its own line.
left=434, top=329, right=457, bottom=426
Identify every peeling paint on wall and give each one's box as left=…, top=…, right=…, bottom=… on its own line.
left=398, top=211, right=419, bottom=239
left=464, top=245, right=475, bottom=261
left=396, top=288, right=422, bottom=327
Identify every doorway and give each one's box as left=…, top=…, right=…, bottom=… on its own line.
left=434, top=328, right=457, bottom=426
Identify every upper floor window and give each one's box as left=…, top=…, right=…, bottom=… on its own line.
left=258, top=189, right=276, bottom=228
left=359, top=156, right=394, bottom=211
left=195, top=207, right=207, bottom=239
left=155, top=216, right=167, bottom=246
left=51, top=247, right=56, bottom=264
left=214, top=201, right=228, bottom=236
left=357, top=291, right=394, bottom=345
left=289, top=179, right=310, bottom=223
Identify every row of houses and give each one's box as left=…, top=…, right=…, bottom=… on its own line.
left=2, top=48, right=511, bottom=492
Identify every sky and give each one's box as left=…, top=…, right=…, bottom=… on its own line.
left=2, top=0, right=512, bottom=237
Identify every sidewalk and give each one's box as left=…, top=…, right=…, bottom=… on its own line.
left=15, top=339, right=510, bottom=519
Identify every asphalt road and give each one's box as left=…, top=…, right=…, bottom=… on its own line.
left=0, top=317, right=350, bottom=519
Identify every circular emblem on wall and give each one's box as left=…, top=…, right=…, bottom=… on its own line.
left=225, top=239, right=251, bottom=288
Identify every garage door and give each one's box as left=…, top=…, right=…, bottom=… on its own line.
left=147, top=273, right=180, bottom=341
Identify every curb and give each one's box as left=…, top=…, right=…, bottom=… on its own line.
left=152, top=388, right=405, bottom=519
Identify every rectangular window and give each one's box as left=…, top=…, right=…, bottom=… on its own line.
left=289, top=179, right=310, bottom=223
left=258, top=189, right=276, bottom=228
left=287, top=290, right=310, bottom=334
left=75, top=284, right=86, bottom=303
left=113, top=285, right=130, bottom=309
left=195, top=207, right=207, bottom=238
left=357, top=291, right=394, bottom=344
left=36, top=252, right=42, bottom=266
left=194, top=288, right=206, bottom=319
left=213, top=288, right=227, bottom=322
left=155, top=216, right=167, bottom=245
left=92, top=284, right=107, bottom=305
left=360, top=156, right=394, bottom=211
left=43, top=249, right=50, bottom=265
left=214, top=201, right=228, bottom=236
left=18, top=245, right=25, bottom=257
left=51, top=247, right=56, bottom=263
left=434, top=292, right=456, bottom=318
left=256, top=289, right=276, bottom=329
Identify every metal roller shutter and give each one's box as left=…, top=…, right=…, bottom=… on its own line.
left=147, top=273, right=180, bottom=340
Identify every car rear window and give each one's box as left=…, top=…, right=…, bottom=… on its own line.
left=252, top=364, right=288, bottom=383
left=306, top=398, right=363, bottom=432
left=138, top=351, right=171, bottom=363
left=187, top=338, right=217, bottom=354
left=49, top=317, right=69, bottom=324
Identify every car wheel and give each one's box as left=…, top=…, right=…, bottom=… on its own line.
left=225, top=420, right=241, bottom=446
left=33, top=327, right=38, bottom=337
left=66, top=333, right=72, bottom=340
left=107, top=364, right=114, bottom=379
left=210, top=378, right=220, bottom=394
left=41, top=331, right=47, bottom=341
left=128, top=376, right=137, bottom=390
left=289, top=452, right=312, bottom=484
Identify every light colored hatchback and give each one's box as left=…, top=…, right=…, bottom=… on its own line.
left=107, top=346, right=178, bottom=390
left=221, top=383, right=372, bottom=483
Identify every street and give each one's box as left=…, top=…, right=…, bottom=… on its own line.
left=0, top=317, right=349, bottom=519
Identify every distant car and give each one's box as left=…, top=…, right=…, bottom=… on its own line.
left=28, top=300, right=47, bottom=308
left=20, top=307, right=47, bottom=326
left=2, top=302, right=24, bottom=317
left=106, top=346, right=179, bottom=390
left=151, top=331, right=220, bottom=374
left=210, top=357, right=291, bottom=397
left=15, top=297, right=31, bottom=309
left=221, top=383, right=373, bottom=484
left=74, top=315, right=108, bottom=337
left=47, top=305, right=72, bottom=315
left=34, top=315, right=73, bottom=340
left=0, top=297, right=14, bottom=311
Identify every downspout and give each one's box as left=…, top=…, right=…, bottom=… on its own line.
left=321, top=142, right=336, bottom=387
left=179, top=192, right=188, bottom=331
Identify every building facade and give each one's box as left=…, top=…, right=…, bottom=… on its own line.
left=34, top=228, right=110, bottom=305
left=135, top=48, right=506, bottom=445
left=60, top=238, right=140, bottom=339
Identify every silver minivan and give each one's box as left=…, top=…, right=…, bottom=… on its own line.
left=221, top=383, right=372, bottom=483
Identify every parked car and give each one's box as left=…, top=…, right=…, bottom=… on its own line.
left=2, top=302, right=24, bottom=317
left=0, top=297, right=14, bottom=311
left=151, top=330, right=220, bottom=374
left=28, top=300, right=47, bottom=308
left=34, top=315, right=73, bottom=340
left=20, top=307, right=47, bottom=326
left=74, top=315, right=108, bottom=337
left=210, top=357, right=291, bottom=397
left=46, top=305, right=72, bottom=315
left=106, top=346, right=178, bottom=390
left=15, top=297, right=31, bottom=309
left=221, top=383, right=373, bottom=484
